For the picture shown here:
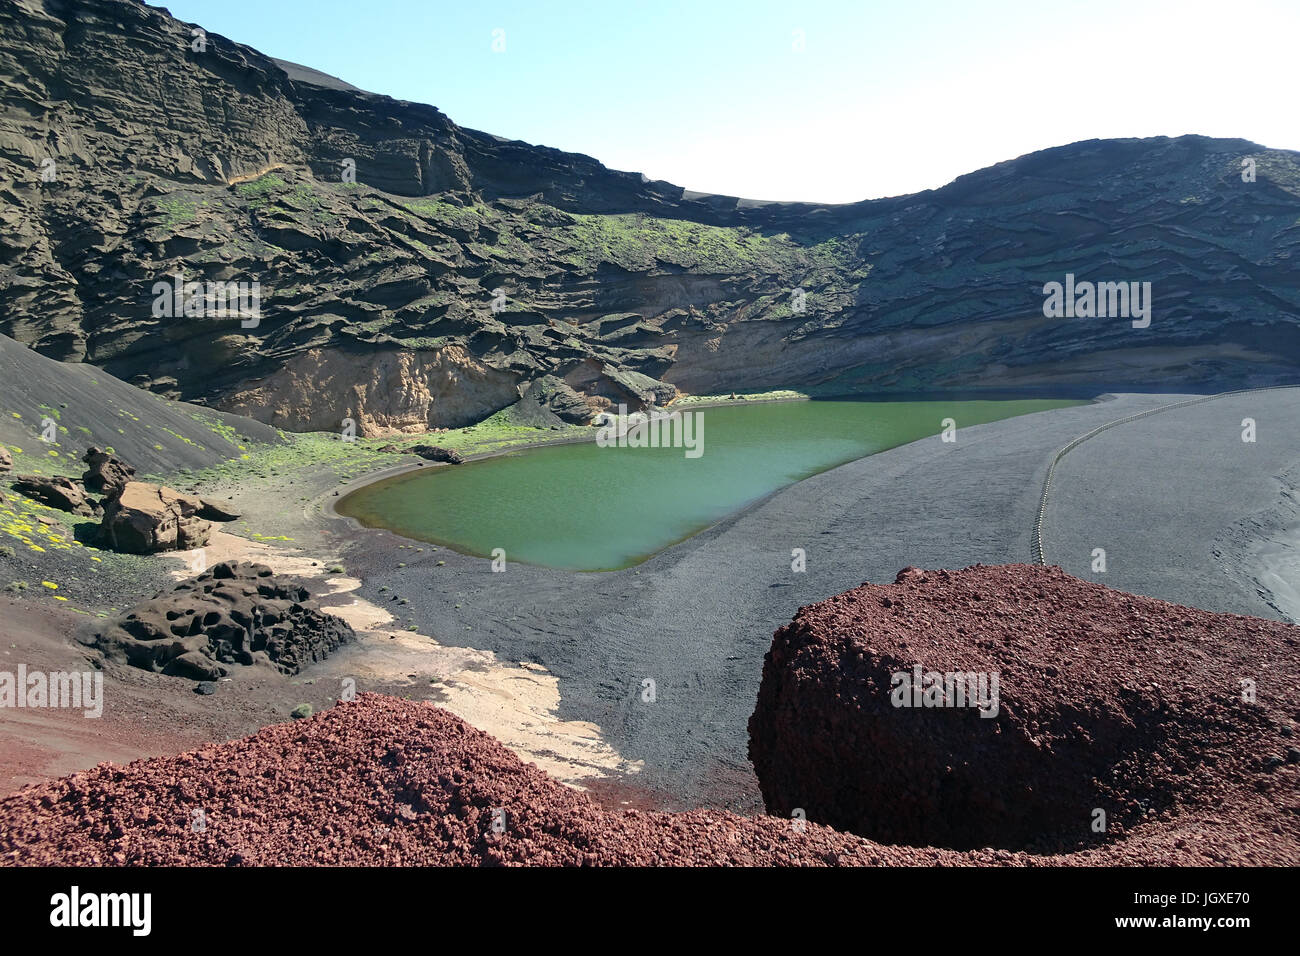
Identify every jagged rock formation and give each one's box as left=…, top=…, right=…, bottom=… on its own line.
left=80, top=446, right=134, bottom=496
left=91, top=560, right=356, bottom=680
left=0, top=445, right=11, bottom=473
left=1, top=0, right=1297, bottom=435
left=94, top=480, right=230, bottom=553
left=748, top=564, right=1300, bottom=853
left=515, top=375, right=594, bottom=425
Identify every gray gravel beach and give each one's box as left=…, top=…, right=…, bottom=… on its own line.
left=1046, top=389, right=1300, bottom=621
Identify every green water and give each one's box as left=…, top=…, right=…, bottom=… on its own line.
left=337, top=399, right=1082, bottom=571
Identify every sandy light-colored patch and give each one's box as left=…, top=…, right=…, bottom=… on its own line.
left=167, top=532, right=640, bottom=788
left=1255, top=528, right=1300, bottom=624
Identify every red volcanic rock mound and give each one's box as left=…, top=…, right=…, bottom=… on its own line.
left=1, top=687, right=1295, bottom=866
left=0, top=695, right=957, bottom=867
left=748, top=564, right=1300, bottom=854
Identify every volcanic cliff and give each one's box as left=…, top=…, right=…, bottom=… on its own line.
left=2, top=0, right=1300, bottom=435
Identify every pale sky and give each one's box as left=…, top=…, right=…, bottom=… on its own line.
left=163, top=0, right=1299, bottom=203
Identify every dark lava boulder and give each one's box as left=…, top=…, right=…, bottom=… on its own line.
left=603, top=368, right=678, bottom=408
left=94, top=481, right=212, bottom=553
left=9, top=475, right=100, bottom=516
left=748, top=564, right=1300, bottom=853
left=92, top=560, right=356, bottom=681
left=409, top=445, right=465, bottom=464
left=80, top=446, right=135, bottom=497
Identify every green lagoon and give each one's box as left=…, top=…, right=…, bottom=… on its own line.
left=337, top=398, right=1082, bottom=570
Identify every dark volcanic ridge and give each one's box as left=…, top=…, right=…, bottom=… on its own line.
left=0, top=333, right=283, bottom=480
left=1, top=0, right=1298, bottom=438
left=3, top=565, right=1297, bottom=866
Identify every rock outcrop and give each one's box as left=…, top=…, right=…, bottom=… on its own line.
left=1, top=0, right=1297, bottom=435
left=196, top=498, right=241, bottom=522
left=218, top=346, right=525, bottom=435
left=94, top=482, right=214, bottom=553
left=80, top=447, right=135, bottom=497
left=8, top=475, right=99, bottom=516
left=91, top=560, right=356, bottom=681
left=515, top=375, right=596, bottom=425
left=748, top=564, right=1300, bottom=854
left=408, top=444, right=465, bottom=464
left=0, top=444, right=11, bottom=473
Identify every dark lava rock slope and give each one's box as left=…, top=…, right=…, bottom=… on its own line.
left=1, top=0, right=1298, bottom=435
left=0, top=332, right=283, bottom=479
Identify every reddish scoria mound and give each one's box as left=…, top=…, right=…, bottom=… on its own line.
left=0, top=694, right=971, bottom=866
left=748, top=564, right=1300, bottom=859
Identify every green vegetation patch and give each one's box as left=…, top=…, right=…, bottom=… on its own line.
left=560, top=213, right=805, bottom=273
left=234, top=173, right=289, bottom=209
left=156, top=197, right=199, bottom=228
left=403, top=199, right=495, bottom=231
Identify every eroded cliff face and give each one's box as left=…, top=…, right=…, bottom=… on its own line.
left=2, top=0, right=1299, bottom=435
left=220, top=345, right=522, bottom=435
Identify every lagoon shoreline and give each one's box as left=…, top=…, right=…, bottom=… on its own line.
left=324, top=389, right=818, bottom=527
left=327, top=395, right=1088, bottom=569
